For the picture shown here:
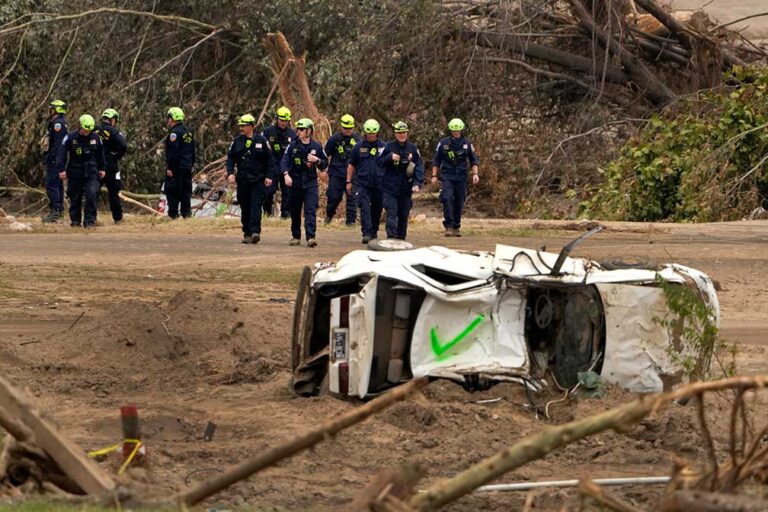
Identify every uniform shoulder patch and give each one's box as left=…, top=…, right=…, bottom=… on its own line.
left=463, top=144, right=468, bottom=149
left=169, top=133, right=177, bottom=142
left=54, top=123, right=62, bottom=132
left=90, top=139, right=97, bottom=145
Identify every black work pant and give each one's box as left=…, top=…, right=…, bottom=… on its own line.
left=67, top=174, right=100, bottom=226
left=237, top=180, right=267, bottom=236
left=165, top=168, right=192, bottom=219
left=101, top=173, right=123, bottom=221
left=383, top=190, right=412, bottom=240
left=45, top=164, right=64, bottom=212
left=357, top=183, right=383, bottom=239
left=264, top=172, right=291, bottom=218
left=326, top=175, right=356, bottom=224
left=440, top=179, right=467, bottom=229
left=290, top=186, right=318, bottom=240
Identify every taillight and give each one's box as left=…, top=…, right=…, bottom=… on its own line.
left=338, top=362, right=349, bottom=395
left=340, top=296, right=349, bottom=328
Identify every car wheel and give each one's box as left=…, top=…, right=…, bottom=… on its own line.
left=600, top=256, right=658, bottom=271
left=367, top=239, right=414, bottom=251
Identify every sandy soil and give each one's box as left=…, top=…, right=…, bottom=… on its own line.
left=1, top=215, right=767, bottom=510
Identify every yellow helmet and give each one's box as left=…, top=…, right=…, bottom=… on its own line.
left=238, top=113, right=256, bottom=126
left=167, top=107, right=185, bottom=121
left=276, top=106, right=291, bottom=121
left=49, top=100, right=67, bottom=114
left=79, top=114, right=95, bottom=131
left=295, top=118, right=314, bottom=130
left=393, top=121, right=409, bottom=133
left=340, top=114, right=355, bottom=129
left=363, top=119, right=380, bottom=134
left=448, top=118, right=465, bottom=131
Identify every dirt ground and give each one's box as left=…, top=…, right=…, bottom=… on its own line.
left=1, top=213, right=767, bottom=510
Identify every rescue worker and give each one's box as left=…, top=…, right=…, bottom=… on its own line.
left=226, top=114, right=278, bottom=244
left=379, top=121, right=424, bottom=240
left=164, top=107, right=196, bottom=219
left=324, top=114, right=360, bottom=225
left=346, top=119, right=386, bottom=244
left=42, top=100, right=68, bottom=223
left=430, top=118, right=480, bottom=237
left=262, top=106, right=296, bottom=218
left=281, top=118, right=328, bottom=248
left=55, top=114, right=106, bottom=228
left=94, top=109, right=128, bottom=223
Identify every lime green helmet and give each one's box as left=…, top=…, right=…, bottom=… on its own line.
left=167, top=107, right=185, bottom=122
left=276, top=106, right=291, bottom=121
left=102, top=108, right=120, bottom=121
left=340, top=114, right=355, bottom=129
left=238, top=113, right=256, bottom=126
left=363, top=119, right=380, bottom=134
left=49, top=100, right=67, bottom=114
left=295, top=118, right=314, bottom=130
left=393, top=121, right=409, bottom=133
left=448, top=118, right=465, bottom=131
left=79, top=114, right=95, bottom=131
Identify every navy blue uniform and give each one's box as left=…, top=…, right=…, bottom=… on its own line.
left=280, top=139, right=328, bottom=240
left=379, top=140, right=424, bottom=240
left=55, top=130, right=106, bottom=226
left=164, top=123, right=196, bottom=219
left=432, top=136, right=479, bottom=230
left=324, top=131, right=361, bottom=224
left=94, top=123, right=128, bottom=221
left=349, top=138, right=386, bottom=239
left=262, top=124, right=297, bottom=218
left=44, top=114, right=68, bottom=212
left=226, top=133, right=278, bottom=237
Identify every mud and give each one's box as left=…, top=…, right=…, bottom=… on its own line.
left=0, top=217, right=767, bottom=510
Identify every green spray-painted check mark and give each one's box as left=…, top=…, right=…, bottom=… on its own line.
left=430, top=314, right=486, bottom=360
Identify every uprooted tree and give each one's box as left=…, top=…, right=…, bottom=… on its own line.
left=0, top=0, right=765, bottom=217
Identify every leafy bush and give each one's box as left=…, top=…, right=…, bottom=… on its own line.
left=583, top=66, right=768, bottom=222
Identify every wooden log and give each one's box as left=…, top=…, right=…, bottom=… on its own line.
left=570, top=0, right=676, bottom=105
left=178, top=378, right=428, bottom=507
left=0, top=375, right=115, bottom=496
left=632, top=2, right=694, bottom=48
left=471, top=30, right=631, bottom=85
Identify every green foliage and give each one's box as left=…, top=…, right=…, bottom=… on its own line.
left=654, top=275, right=734, bottom=381
left=583, top=66, right=768, bottom=221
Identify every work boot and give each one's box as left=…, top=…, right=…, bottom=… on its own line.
left=242, top=234, right=252, bottom=244
left=307, top=238, right=318, bottom=248
left=41, top=210, right=60, bottom=223
left=251, top=234, right=261, bottom=244
left=361, top=236, right=371, bottom=244
left=70, top=221, right=81, bottom=228
left=452, top=228, right=462, bottom=237
left=280, top=213, right=291, bottom=220
left=114, top=218, right=123, bottom=225
left=324, top=215, right=333, bottom=225
left=443, top=228, right=454, bottom=237
left=83, top=223, right=95, bottom=229
left=289, top=238, right=301, bottom=246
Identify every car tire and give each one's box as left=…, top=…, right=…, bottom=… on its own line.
left=367, top=239, right=414, bottom=252
left=600, top=256, right=658, bottom=271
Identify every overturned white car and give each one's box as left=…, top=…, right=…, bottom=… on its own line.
left=290, top=229, right=720, bottom=399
